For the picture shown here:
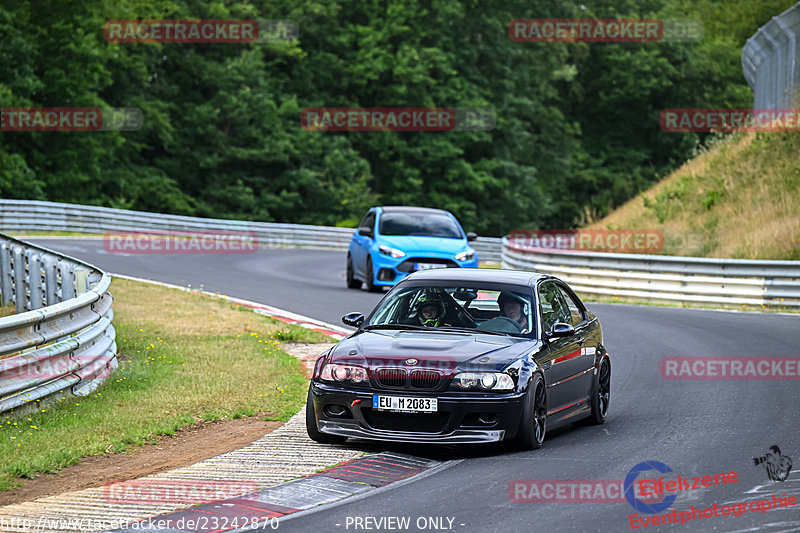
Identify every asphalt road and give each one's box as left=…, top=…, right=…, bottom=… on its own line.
left=32, top=239, right=384, bottom=325
left=31, top=238, right=800, bottom=533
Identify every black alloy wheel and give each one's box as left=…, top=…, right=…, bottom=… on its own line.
left=515, top=373, right=547, bottom=450
left=587, top=358, right=610, bottom=425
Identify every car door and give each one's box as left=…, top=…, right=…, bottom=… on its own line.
left=351, top=210, right=376, bottom=279
left=554, top=282, right=597, bottom=406
left=537, top=280, right=587, bottom=421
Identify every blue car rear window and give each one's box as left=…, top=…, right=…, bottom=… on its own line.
left=379, top=213, right=462, bottom=238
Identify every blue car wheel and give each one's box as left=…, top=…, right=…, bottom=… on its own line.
left=346, top=254, right=361, bottom=289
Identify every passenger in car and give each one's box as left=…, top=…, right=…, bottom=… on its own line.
left=498, top=292, right=530, bottom=334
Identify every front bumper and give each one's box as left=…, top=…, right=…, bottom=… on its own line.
left=309, top=382, right=525, bottom=444
left=369, top=252, right=479, bottom=287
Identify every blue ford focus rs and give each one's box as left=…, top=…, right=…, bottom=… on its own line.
left=346, top=206, right=479, bottom=291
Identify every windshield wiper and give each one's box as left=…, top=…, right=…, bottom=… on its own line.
left=437, top=326, right=513, bottom=336
left=363, top=324, right=432, bottom=331
left=363, top=324, right=522, bottom=337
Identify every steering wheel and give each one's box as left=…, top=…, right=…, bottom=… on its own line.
left=493, top=316, right=523, bottom=332
left=476, top=316, right=523, bottom=334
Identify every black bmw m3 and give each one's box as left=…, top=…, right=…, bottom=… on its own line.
left=306, top=269, right=611, bottom=449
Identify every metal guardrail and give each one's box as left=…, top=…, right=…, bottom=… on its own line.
left=0, top=233, right=117, bottom=414
left=502, top=238, right=800, bottom=307
left=12, top=200, right=798, bottom=306
left=743, top=2, right=800, bottom=108
left=0, top=199, right=503, bottom=261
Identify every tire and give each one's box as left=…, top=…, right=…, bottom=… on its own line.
left=306, top=385, right=348, bottom=445
left=365, top=257, right=381, bottom=293
left=346, top=255, right=361, bottom=289
left=515, top=373, right=547, bottom=450
left=587, top=357, right=611, bottom=425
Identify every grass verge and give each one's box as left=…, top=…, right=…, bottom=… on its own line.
left=588, top=131, right=800, bottom=259
left=0, top=277, right=327, bottom=491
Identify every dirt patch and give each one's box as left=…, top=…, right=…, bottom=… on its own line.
left=0, top=416, right=282, bottom=507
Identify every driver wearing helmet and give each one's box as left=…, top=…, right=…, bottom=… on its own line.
left=416, top=294, right=446, bottom=327
left=498, top=291, right=530, bottom=334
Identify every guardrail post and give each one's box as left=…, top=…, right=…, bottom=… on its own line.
left=0, top=243, right=11, bottom=306
left=44, top=257, right=59, bottom=305
left=776, top=15, right=800, bottom=106
left=60, top=262, right=76, bottom=300
left=75, top=268, right=88, bottom=295
left=29, top=252, right=44, bottom=310
left=87, top=270, right=102, bottom=285
left=12, top=246, right=27, bottom=313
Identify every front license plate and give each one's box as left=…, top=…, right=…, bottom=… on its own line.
left=414, top=263, right=448, bottom=270
left=372, top=395, right=438, bottom=413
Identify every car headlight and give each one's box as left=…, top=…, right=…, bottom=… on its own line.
left=379, top=245, right=406, bottom=258
left=455, top=249, right=475, bottom=261
left=320, top=364, right=368, bottom=383
left=453, top=372, right=514, bottom=390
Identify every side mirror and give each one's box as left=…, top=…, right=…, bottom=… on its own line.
left=546, top=322, right=575, bottom=338
left=342, top=312, right=365, bottom=328
left=357, top=227, right=373, bottom=239
left=467, top=232, right=478, bottom=242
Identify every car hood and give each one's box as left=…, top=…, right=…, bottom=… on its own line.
left=328, top=330, right=542, bottom=375
left=378, top=235, right=469, bottom=255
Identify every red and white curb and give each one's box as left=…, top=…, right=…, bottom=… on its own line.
left=101, top=453, right=447, bottom=532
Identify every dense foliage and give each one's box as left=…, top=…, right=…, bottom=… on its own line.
left=0, top=0, right=793, bottom=235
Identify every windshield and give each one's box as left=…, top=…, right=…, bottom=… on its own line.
left=366, top=283, right=535, bottom=337
left=378, top=212, right=463, bottom=238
